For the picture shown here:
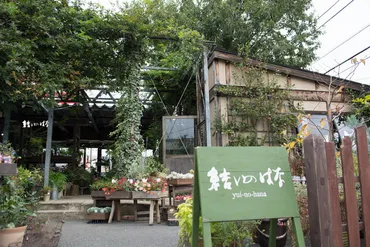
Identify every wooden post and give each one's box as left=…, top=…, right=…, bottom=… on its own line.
left=325, top=142, right=343, bottom=247
left=303, top=135, right=332, bottom=247
left=97, top=148, right=102, bottom=174
left=72, top=124, right=80, bottom=167
left=340, top=136, right=360, bottom=246
left=203, top=49, right=211, bottom=147
left=355, top=126, right=370, bottom=245
left=2, top=108, right=10, bottom=143
left=83, top=147, right=87, bottom=167
left=44, top=107, right=54, bottom=187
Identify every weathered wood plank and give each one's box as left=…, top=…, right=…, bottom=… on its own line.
left=325, top=142, right=343, bottom=247
left=303, top=135, right=332, bottom=247
left=355, top=126, right=370, bottom=245
left=0, top=163, right=17, bottom=176
left=225, top=62, right=231, bottom=85
left=340, top=136, right=360, bottom=247
left=338, top=176, right=360, bottom=184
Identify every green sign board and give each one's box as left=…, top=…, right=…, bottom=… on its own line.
left=192, top=147, right=305, bottom=247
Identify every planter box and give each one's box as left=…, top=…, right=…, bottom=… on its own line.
left=0, top=163, right=17, bottom=176
left=91, top=190, right=106, bottom=199
left=168, top=178, right=193, bottom=186
left=105, top=191, right=132, bottom=200
left=132, top=191, right=167, bottom=199
left=87, top=213, right=110, bottom=220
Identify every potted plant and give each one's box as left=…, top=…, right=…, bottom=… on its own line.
left=127, top=176, right=168, bottom=199
left=90, top=180, right=111, bottom=199
left=103, top=178, right=132, bottom=199
left=42, top=186, right=52, bottom=202
left=49, top=171, right=67, bottom=200
left=0, top=177, right=36, bottom=247
left=86, top=207, right=111, bottom=221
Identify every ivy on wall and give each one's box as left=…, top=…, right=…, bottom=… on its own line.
left=213, top=66, right=303, bottom=147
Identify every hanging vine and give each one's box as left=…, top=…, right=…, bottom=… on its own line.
left=110, top=74, right=144, bottom=178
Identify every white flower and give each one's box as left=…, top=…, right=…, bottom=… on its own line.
left=142, top=178, right=148, bottom=183
left=112, top=179, right=117, bottom=183
left=129, top=179, right=134, bottom=184
left=156, top=178, right=161, bottom=182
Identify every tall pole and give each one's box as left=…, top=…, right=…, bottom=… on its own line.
left=203, top=48, right=212, bottom=147
left=44, top=107, right=54, bottom=187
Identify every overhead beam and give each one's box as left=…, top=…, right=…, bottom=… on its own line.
left=84, top=103, right=99, bottom=133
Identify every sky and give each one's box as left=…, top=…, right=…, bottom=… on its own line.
left=89, top=0, right=370, bottom=85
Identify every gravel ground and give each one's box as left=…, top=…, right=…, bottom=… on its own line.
left=58, top=220, right=179, bottom=247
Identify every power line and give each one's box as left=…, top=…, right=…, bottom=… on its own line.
left=318, top=0, right=341, bottom=20
left=318, top=0, right=355, bottom=29
left=316, top=23, right=370, bottom=62
left=325, top=46, right=370, bottom=74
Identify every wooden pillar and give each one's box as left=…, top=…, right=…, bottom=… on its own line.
left=44, top=107, right=54, bottom=187
left=72, top=124, right=80, bottom=167
left=83, top=147, right=87, bottom=167
left=97, top=148, right=102, bottom=174
left=303, top=135, right=332, bottom=247
left=2, top=108, right=10, bottom=143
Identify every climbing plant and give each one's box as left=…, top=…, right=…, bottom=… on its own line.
left=213, top=64, right=303, bottom=147
left=110, top=76, right=144, bottom=178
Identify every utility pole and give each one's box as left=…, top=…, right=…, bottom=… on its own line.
left=44, top=107, right=54, bottom=187
left=203, top=48, right=212, bottom=147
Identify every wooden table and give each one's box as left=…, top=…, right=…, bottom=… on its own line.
left=132, top=191, right=167, bottom=226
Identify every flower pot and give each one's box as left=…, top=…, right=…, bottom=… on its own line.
left=43, top=193, right=50, bottom=202
left=51, top=184, right=58, bottom=200
left=105, top=191, right=132, bottom=200
left=58, top=190, right=63, bottom=199
left=253, top=218, right=288, bottom=247
left=0, top=225, right=27, bottom=247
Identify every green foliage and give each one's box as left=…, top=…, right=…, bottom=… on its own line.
left=49, top=171, right=67, bottom=191
left=110, top=78, right=144, bottom=178
left=63, top=166, right=92, bottom=187
left=352, top=94, right=370, bottom=127
left=175, top=198, right=259, bottom=247
left=0, top=0, right=148, bottom=108
left=90, top=180, right=111, bottom=191
left=87, top=207, right=111, bottom=214
left=0, top=177, right=37, bottom=230
left=144, top=156, right=167, bottom=176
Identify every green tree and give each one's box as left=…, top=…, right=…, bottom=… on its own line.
left=0, top=0, right=147, bottom=107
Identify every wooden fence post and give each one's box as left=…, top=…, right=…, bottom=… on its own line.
left=341, top=136, right=360, bottom=246
left=355, top=126, right=370, bottom=245
left=303, top=135, right=332, bottom=247
left=325, top=142, right=343, bottom=247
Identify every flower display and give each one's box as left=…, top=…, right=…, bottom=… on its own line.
left=93, top=175, right=168, bottom=195
left=166, top=171, right=193, bottom=180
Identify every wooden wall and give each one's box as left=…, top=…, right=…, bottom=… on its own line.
left=207, top=57, right=352, bottom=146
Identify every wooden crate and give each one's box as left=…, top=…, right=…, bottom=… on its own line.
left=0, top=163, right=17, bottom=176
left=87, top=213, right=110, bottom=220
left=168, top=178, right=193, bottom=186
left=132, top=191, right=167, bottom=199
left=105, top=191, right=132, bottom=199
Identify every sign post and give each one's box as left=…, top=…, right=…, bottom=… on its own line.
left=192, top=146, right=305, bottom=247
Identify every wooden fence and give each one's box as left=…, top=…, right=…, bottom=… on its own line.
left=303, top=125, right=370, bottom=247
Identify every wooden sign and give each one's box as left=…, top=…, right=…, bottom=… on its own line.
left=192, top=147, right=305, bottom=247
